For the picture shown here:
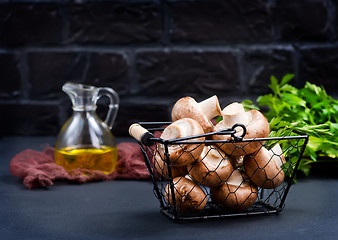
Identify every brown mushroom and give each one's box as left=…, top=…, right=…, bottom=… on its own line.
left=244, top=143, right=286, bottom=189
left=213, top=102, right=269, bottom=156
left=187, top=145, right=233, bottom=187
left=165, top=176, right=207, bottom=212
left=157, top=118, right=205, bottom=167
left=153, top=153, right=188, bottom=179
left=210, top=169, right=258, bottom=211
left=171, top=95, right=222, bottom=133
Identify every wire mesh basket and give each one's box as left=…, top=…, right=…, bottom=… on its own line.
left=130, top=121, right=309, bottom=221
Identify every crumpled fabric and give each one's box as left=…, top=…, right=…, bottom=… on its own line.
left=9, top=142, right=152, bottom=189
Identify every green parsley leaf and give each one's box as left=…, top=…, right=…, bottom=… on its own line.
left=244, top=74, right=338, bottom=176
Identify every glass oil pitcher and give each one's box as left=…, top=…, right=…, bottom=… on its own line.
left=55, top=82, right=119, bottom=174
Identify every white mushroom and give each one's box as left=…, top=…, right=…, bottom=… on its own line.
left=210, top=169, right=258, bottom=211
left=165, top=176, right=207, bottom=212
left=157, top=118, right=205, bottom=167
left=219, top=102, right=250, bottom=128
left=244, top=143, right=286, bottom=189
left=213, top=102, right=269, bottom=156
left=171, top=95, right=222, bottom=133
left=187, top=145, right=233, bottom=187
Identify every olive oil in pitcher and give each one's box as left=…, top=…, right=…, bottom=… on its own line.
left=55, top=82, right=119, bottom=174
left=55, top=146, right=117, bottom=174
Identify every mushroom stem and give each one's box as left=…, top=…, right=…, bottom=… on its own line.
left=197, top=95, right=222, bottom=120
left=221, top=102, right=250, bottom=128
left=271, top=144, right=286, bottom=169
left=227, top=169, right=244, bottom=186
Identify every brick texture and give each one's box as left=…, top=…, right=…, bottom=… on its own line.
left=0, top=0, right=337, bottom=136
left=242, top=48, right=295, bottom=95
left=0, top=101, right=61, bottom=136
left=27, top=51, right=129, bottom=98
left=85, top=53, right=130, bottom=95
left=274, top=0, right=332, bottom=41
left=0, top=52, right=21, bottom=98
left=27, top=51, right=88, bottom=98
left=113, top=97, right=171, bottom=136
left=68, top=2, right=162, bottom=45
left=0, top=3, right=63, bottom=47
left=135, top=50, right=239, bottom=97
left=300, top=46, right=338, bottom=95
left=170, top=0, right=272, bottom=43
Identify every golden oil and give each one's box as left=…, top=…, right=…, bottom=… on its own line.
left=55, top=145, right=117, bottom=174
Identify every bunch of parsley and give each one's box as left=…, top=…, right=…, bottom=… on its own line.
left=242, top=74, right=338, bottom=176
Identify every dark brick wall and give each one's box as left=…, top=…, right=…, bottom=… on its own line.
left=0, top=0, right=337, bottom=137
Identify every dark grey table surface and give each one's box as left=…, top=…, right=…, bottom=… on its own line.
left=0, top=136, right=337, bottom=240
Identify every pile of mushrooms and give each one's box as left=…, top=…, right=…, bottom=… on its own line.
left=154, top=95, right=286, bottom=213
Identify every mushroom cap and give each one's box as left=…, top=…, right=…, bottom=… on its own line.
left=244, top=144, right=286, bottom=189
left=211, top=182, right=258, bottom=211
left=187, top=145, right=233, bottom=187
left=165, top=176, right=207, bottom=212
left=213, top=109, right=270, bottom=156
left=153, top=154, right=188, bottom=179
left=171, top=96, right=222, bottom=133
left=158, top=118, right=205, bottom=167
left=210, top=170, right=258, bottom=211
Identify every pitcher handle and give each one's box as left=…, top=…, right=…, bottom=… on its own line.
left=98, top=87, right=119, bottom=130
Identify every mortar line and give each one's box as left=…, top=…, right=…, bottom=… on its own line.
left=3, top=42, right=338, bottom=53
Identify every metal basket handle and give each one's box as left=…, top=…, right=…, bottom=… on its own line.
left=129, top=123, right=155, bottom=146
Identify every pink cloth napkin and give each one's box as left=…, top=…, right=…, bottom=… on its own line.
left=9, top=142, right=151, bottom=189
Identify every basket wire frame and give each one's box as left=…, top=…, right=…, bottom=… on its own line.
left=137, top=122, right=309, bottom=221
